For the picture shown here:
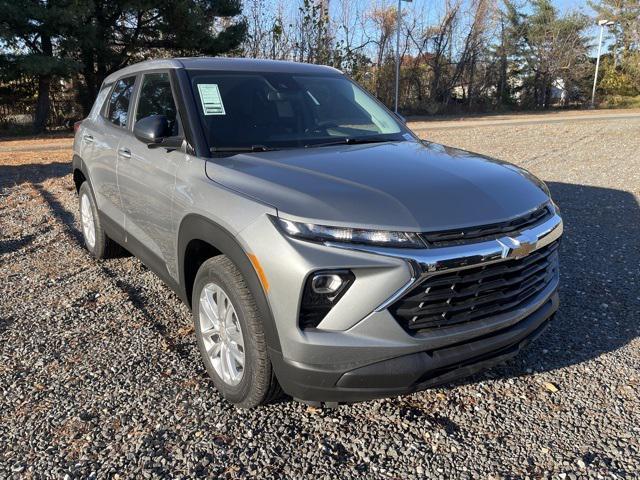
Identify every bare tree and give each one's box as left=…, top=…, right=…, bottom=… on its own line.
left=243, top=0, right=293, bottom=60
left=237, top=0, right=597, bottom=113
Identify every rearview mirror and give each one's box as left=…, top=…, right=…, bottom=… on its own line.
left=134, top=115, right=171, bottom=144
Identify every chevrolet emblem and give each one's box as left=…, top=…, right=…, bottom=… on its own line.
left=499, top=233, right=538, bottom=259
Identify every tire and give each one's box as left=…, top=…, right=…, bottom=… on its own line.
left=193, top=255, right=281, bottom=408
left=78, top=181, right=121, bottom=259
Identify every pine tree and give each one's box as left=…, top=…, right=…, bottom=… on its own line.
left=0, top=0, right=247, bottom=129
left=589, top=0, right=640, bottom=62
left=68, top=0, right=247, bottom=115
left=504, top=0, right=590, bottom=108
left=589, top=0, right=640, bottom=94
left=0, top=0, right=78, bottom=132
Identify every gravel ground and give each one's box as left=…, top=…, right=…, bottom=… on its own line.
left=1, top=117, right=639, bottom=479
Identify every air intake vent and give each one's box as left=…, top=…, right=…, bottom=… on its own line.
left=390, top=240, right=560, bottom=334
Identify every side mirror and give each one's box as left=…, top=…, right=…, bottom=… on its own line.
left=134, top=115, right=171, bottom=144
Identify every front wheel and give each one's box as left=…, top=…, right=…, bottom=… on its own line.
left=193, top=255, right=281, bottom=408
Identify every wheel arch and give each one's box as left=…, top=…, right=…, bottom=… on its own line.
left=72, top=154, right=88, bottom=193
left=178, top=214, right=282, bottom=354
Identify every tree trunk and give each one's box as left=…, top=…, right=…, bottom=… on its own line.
left=544, top=79, right=552, bottom=109
left=79, top=54, right=97, bottom=117
left=468, top=53, right=476, bottom=110
left=498, top=17, right=508, bottom=104
left=33, top=33, right=53, bottom=134
left=33, top=75, right=52, bottom=133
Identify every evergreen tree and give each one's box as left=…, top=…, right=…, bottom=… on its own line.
left=0, top=0, right=78, bottom=132
left=504, top=0, right=590, bottom=108
left=589, top=0, right=640, bottom=61
left=589, top=0, right=640, bottom=94
left=69, top=0, right=246, bottom=115
left=0, top=0, right=247, bottom=129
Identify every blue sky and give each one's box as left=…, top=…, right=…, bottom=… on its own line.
left=397, top=0, right=593, bottom=15
left=360, top=0, right=607, bottom=53
left=394, top=0, right=596, bottom=23
left=269, top=0, right=610, bottom=55
left=554, top=0, right=593, bottom=13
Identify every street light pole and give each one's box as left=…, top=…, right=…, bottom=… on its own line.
left=591, top=20, right=614, bottom=108
left=394, top=0, right=402, bottom=113
left=394, top=0, right=412, bottom=114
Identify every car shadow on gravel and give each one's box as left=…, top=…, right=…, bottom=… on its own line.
left=27, top=181, right=200, bottom=370
left=0, top=232, right=38, bottom=255
left=33, top=184, right=84, bottom=246
left=454, top=181, right=640, bottom=385
left=0, top=161, right=70, bottom=189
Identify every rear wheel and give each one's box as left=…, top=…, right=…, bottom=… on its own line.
left=78, top=181, right=121, bottom=259
left=193, top=255, right=281, bottom=408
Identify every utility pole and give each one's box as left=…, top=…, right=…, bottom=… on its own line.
left=395, top=0, right=412, bottom=114
left=591, top=19, right=615, bottom=108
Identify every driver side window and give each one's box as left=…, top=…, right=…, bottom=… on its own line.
left=135, top=72, right=179, bottom=135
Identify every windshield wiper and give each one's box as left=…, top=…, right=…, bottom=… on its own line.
left=210, top=145, right=278, bottom=154
left=304, top=137, right=396, bottom=149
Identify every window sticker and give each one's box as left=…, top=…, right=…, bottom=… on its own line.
left=197, top=84, right=226, bottom=115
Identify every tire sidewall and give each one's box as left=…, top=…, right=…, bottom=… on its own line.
left=78, top=181, right=105, bottom=258
left=193, top=258, right=259, bottom=404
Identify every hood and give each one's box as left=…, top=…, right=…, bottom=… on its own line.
left=204, top=140, right=550, bottom=232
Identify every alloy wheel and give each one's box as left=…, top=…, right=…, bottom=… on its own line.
left=199, top=282, right=245, bottom=386
left=80, top=192, right=96, bottom=249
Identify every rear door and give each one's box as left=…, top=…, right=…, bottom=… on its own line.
left=86, top=75, right=137, bottom=230
left=75, top=84, right=111, bottom=171
left=116, top=70, right=182, bottom=279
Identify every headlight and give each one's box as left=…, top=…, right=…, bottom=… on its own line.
left=273, top=217, right=425, bottom=248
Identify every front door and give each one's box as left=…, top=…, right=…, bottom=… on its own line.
left=116, top=71, right=182, bottom=280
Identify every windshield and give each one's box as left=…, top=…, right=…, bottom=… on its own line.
left=188, top=71, right=410, bottom=151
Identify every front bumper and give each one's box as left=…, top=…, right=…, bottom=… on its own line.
left=272, top=288, right=558, bottom=403
left=238, top=208, right=563, bottom=404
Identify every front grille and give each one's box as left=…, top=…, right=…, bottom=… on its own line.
left=421, top=205, right=552, bottom=247
left=390, top=240, right=559, bottom=334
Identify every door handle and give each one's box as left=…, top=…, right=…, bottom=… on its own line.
left=83, top=134, right=94, bottom=143
left=118, top=147, right=132, bottom=159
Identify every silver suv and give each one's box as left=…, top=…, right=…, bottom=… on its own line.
left=72, top=58, right=563, bottom=408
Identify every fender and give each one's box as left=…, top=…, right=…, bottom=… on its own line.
left=72, top=153, right=88, bottom=175
left=177, top=214, right=282, bottom=355
left=72, top=154, right=88, bottom=188
left=71, top=153, right=89, bottom=193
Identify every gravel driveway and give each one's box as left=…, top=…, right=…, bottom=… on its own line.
left=1, top=117, right=639, bottom=478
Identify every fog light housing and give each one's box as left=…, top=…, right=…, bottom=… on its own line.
left=311, top=273, right=344, bottom=294
left=299, top=270, right=355, bottom=329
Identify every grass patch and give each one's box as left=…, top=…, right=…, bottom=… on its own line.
left=599, top=95, right=640, bottom=109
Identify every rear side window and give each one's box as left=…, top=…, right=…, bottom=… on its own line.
left=135, top=72, right=179, bottom=135
left=106, top=76, right=136, bottom=127
left=90, top=84, right=112, bottom=119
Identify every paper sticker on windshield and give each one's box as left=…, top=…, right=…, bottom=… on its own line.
left=198, top=84, right=226, bottom=115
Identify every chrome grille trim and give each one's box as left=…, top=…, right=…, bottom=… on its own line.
left=325, top=210, right=563, bottom=314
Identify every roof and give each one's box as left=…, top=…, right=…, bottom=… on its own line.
left=103, top=57, right=342, bottom=84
